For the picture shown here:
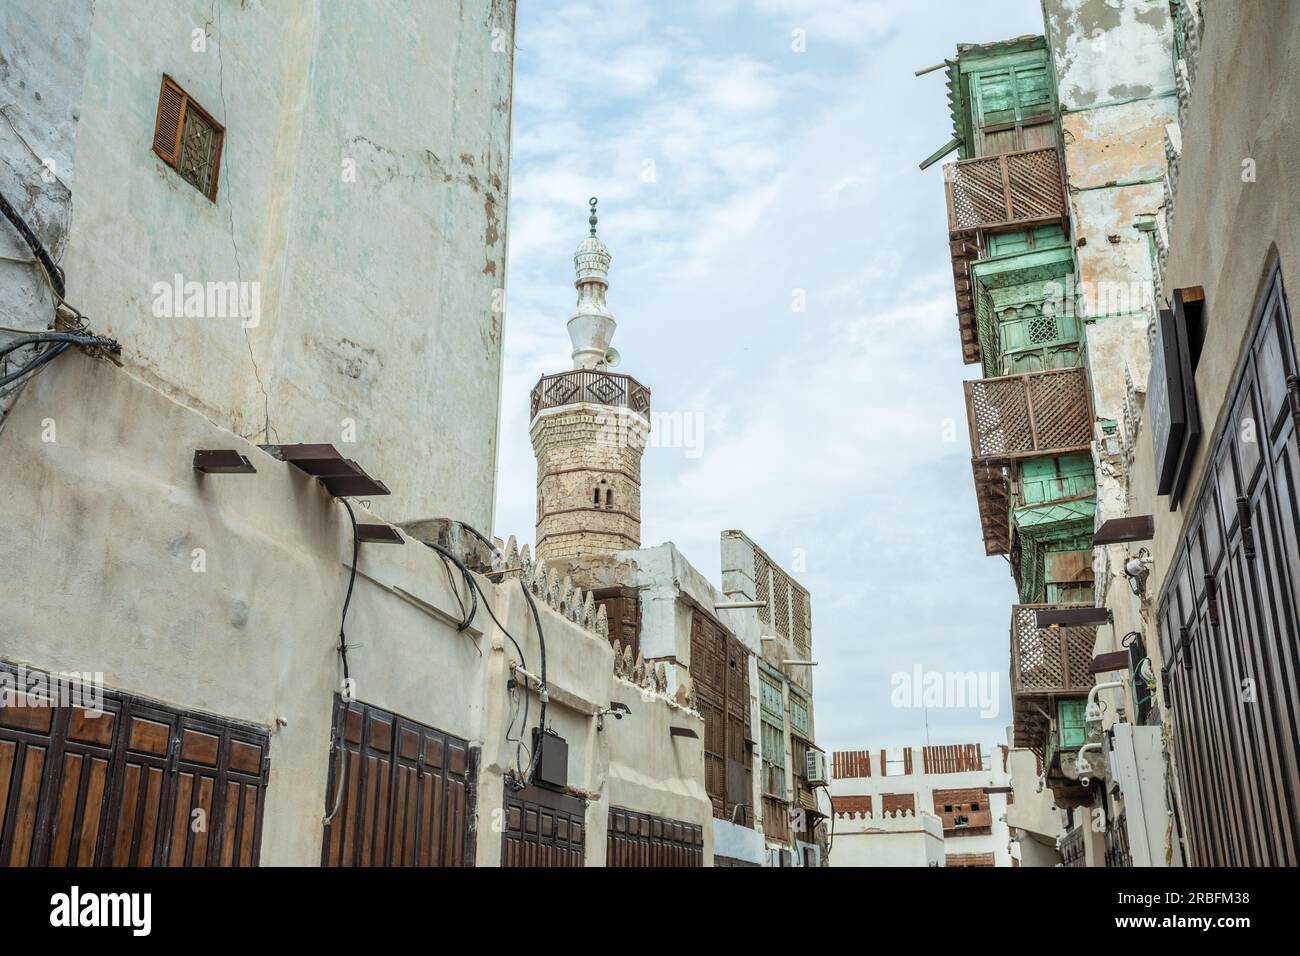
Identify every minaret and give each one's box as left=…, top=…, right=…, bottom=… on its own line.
left=530, top=199, right=650, bottom=573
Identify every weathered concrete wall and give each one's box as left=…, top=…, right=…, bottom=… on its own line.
left=2, top=0, right=515, bottom=530
left=0, top=356, right=708, bottom=866
left=0, top=0, right=95, bottom=424
left=1006, top=746, right=1064, bottom=857
left=1135, top=0, right=1300, bottom=601
left=1042, top=0, right=1177, bottom=110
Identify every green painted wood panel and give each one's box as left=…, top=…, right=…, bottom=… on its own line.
left=1020, top=454, right=1095, bottom=506
left=1057, top=699, right=1089, bottom=751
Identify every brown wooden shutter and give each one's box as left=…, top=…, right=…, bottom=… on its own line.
left=152, top=76, right=187, bottom=167
left=0, top=666, right=271, bottom=867
left=321, top=697, right=478, bottom=867
left=500, top=783, right=585, bottom=867
left=607, top=806, right=703, bottom=867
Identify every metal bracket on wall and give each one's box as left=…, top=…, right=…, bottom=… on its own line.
left=193, top=449, right=257, bottom=474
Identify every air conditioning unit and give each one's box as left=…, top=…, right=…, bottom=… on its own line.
left=805, top=748, right=828, bottom=785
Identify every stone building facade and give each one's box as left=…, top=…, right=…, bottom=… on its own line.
left=530, top=202, right=648, bottom=567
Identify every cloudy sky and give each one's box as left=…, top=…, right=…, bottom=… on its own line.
left=493, top=0, right=1043, bottom=754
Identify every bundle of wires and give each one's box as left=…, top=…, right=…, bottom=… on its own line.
left=1, top=187, right=119, bottom=392
left=1, top=331, right=120, bottom=390
left=420, top=526, right=549, bottom=789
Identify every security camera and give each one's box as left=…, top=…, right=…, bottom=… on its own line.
left=597, top=702, right=631, bottom=730
left=1125, top=548, right=1153, bottom=596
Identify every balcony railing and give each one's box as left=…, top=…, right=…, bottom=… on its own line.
left=944, top=146, right=1067, bottom=235
left=964, top=367, right=1092, bottom=462
left=530, top=370, right=651, bottom=419
left=1010, top=603, right=1098, bottom=754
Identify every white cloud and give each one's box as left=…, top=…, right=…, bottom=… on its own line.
left=500, top=0, right=1045, bottom=753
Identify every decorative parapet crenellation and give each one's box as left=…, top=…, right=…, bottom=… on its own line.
left=495, top=534, right=608, bottom=639
left=833, top=808, right=919, bottom=821
left=493, top=534, right=694, bottom=712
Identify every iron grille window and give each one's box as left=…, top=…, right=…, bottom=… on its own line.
left=152, top=76, right=224, bottom=201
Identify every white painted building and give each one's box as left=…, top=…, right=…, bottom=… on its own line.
left=829, top=743, right=1015, bottom=867
left=1, top=0, right=513, bottom=528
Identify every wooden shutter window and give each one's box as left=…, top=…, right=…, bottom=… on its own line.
left=152, top=77, right=186, bottom=166
left=151, top=75, right=224, bottom=202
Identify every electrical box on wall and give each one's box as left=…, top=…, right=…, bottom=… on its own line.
left=532, top=727, right=569, bottom=789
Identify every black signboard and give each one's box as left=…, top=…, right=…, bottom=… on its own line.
left=1151, top=306, right=1185, bottom=495
left=1168, top=288, right=1204, bottom=506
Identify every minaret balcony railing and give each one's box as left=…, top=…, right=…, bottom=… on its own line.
left=530, top=370, right=651, bottom=419
left=963, top=366, right=1092, bottom=462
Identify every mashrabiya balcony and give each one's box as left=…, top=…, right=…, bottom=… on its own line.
left=944, top=146, right=1066, bottom=235
left=1008, top=603, right=1097, bottom=757
left=964, top=366, right=1092, bottom=462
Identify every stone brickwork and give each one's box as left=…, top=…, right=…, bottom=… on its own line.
left=530, top=402, right=646, bottom=564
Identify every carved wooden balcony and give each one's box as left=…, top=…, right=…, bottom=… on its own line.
left=944, top=146, right=1067, bottom=236
left=1009, top=603, right=1098, bottom=755
left=530, top=370, right=651, bottom=420
left=963, top=367, right=1092, bottom=462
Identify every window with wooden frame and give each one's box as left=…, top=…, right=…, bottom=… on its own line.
left=152, top=75, right=224, bottom=202
left=967, top=56, right=1056, bottom=157
left=759, top=671, right=786, bottom=798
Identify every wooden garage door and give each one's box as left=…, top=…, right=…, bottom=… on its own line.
left=607, top=806, right=703, bottom=866
left=321, top=697, right=478, bottom=867
left=1157, top=267, right=1300, bottom=866
left=0, top=664, right=270, bottom=867
left=500, top=783, right=585, bottom=867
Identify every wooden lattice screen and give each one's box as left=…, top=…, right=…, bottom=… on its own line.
left=1010, top=604, right=1096, bottom=697
left=689, top=611, right=753, bottom=825
left=1009, top=604, right=1097, bottom=753
left=964, top=366, right=1092, bottom=461
left=944, top=146, right=1066, bottom=234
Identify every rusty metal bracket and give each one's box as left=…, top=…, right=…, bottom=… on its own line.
left=356, top=524, right=404, bottom=544
left=193, top=449, right=257, bottom=474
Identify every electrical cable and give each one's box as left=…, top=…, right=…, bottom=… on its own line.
left=0, top=332, right=119, bottom=390
left=322, top=498, right=361, bottom=825
left=428, top=524, right=550, bottom=788
left=321, top=704, right=348, bottom=825
left=517, top=578, right=548, bottom=789
left=336, top=498, right=360, bottom=689
left=816, top=784, right=835, bottom=862
left=417, top=536, right=537, bottom=778
left=423, top=540, right=479, bottom=632
left=0, top=186, right=65, bottom=299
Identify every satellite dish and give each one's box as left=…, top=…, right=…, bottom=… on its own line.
left=604, top=347, right=621, bottom=368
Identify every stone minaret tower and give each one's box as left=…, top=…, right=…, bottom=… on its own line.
left=530, top=199, right=650, bottom=570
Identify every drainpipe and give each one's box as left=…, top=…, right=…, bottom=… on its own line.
left=1085, top=680, right=1126, bottom=723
